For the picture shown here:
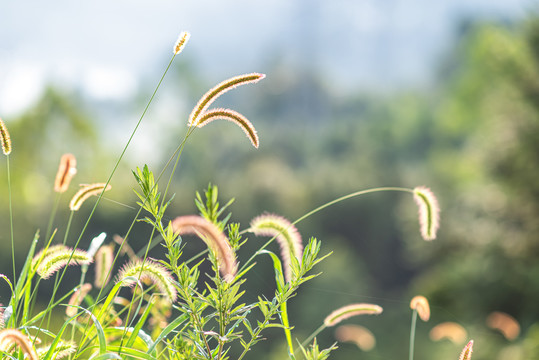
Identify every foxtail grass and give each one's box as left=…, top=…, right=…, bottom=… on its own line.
left=409, top=295, right=430, bottom=360
left=429, top=322, right=468, bottom=344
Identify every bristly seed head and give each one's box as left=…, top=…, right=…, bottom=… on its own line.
left=33, top=245, right=92, bottom=279
left=429, top=322, right=468, bottom=344
left=174, top=31, right=191, bottom=55
left=324, top=303, right=383, bottom=327
left=54, top=153, right=77, bottom=193
left=69, top=183, right=112, bottom=211
left=188, top=73, right=265, bottom=127
left=0, top=117, right=12, bottom=155
left=249, top=213, right=303, bottom=282
left=413, top=186, right=440, bottom=241
left=459, top=340, right=474, bottom=360
left=196, top=108, right=259, bottom=148
left=94, top=244, right=114, bottom=288
left=410, top=295, right=430, bottom=321
left=172, top=215, right=237, bottom=282
left=334, top=324, right=376, bottom=351
left=117, top=258, right=177, bottom=302
left=0, top=329, right=39, bottom=360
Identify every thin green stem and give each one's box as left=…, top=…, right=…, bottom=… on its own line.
left=299, top=323, right=326, bottom=351
left=281, top=300, right=294, bottom=355
left=409, top=309, right=418, bottom=360
left=241, top=187, right=413, bottom=272
left=6, top=155, right=16, bottom=296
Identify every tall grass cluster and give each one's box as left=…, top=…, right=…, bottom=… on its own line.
left=0, top=32, right=473, bottom=359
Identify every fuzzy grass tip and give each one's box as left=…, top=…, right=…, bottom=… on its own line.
left=33, top=245, right=92, bottom=279
left=429, top=322, right=467, bottom=344
left=54, top=153, right=77, bottom=193
left=250, top=213, right=303, bottom=282
left=117, top=258, right=177, bottom=302
left=174, top=31, right=191, bottom=55
left=486, top=311, right=520, bottom=340
left=37, top=340, right=76, bottom=360
left=459, top=340, right=474, bottom=360
left=69, top=183, right=111, bottom=211
left=94, top=244, right=114, bottom=288
left=324, top=303, right=383, bottom=327
left=334, top=324, right=376, bottom=351
left=0, top=117, right=12, bottom=155
left=413, top=186, right=440, bottom=241
left=196, top=108, right=259, bottom=148
left=0, top=329, right=38, bottom=360
left=172, top=215, right=237, bottom=282
left=410, top=295, right=430, bottom=321
left=188, top=73, right=265, bottom=127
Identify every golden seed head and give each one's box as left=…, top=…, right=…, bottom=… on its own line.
left=334, top=324, right=376, bottom=351
left=117, top=258, right=177, bottom=302
left=324, top=303, right=383, bottom=327
left=0, top=117, right=12, bottom=155
left=174, top=31, right=191, bottom=55
left=429, top=322, right=467, bottom=344
left=172, top=215, right=237, bottom=282
left=486, top=311, right=520, bottom=340
left=0, top=329, right=39, bottom=360
left=410, top=295, right=430, bottom=321
left=54, top=153, right=77, bottom=193
left=69, top=183, right=112, bottom=211
left=196, top=108, right=260, bottom=148
left=250, top=213, right=303, bottom=282
left=413, top=186, right=440, bottom=241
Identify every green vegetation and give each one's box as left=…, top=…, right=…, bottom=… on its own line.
left=1, top=15, right=539, bottom=360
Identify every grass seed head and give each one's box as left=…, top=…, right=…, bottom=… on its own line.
left=66, top=283, right=92, bottom=317
left=172, top=215, right=237, bottom=282
left=429, top=322, right=468, bottom=344
left=334, top=324, right=376, bottom=351
left=459, top=340, right=474, bottom=360
left=413, top=186, right=440, bottom=240
left=410, top=295, right=430, bottom=321
left=69, top=183, right=112, bottom=211
left=117, top=258, right=177, bottom=302
left=324, top=303, right=383, bottom=327
left=0, top=329, right=38, bottom=360
left=174, top=31, right=191, bottom=55
left=250, top=213, right=303, bottom=282
left=196, top=108, right=259, bottom=148
left=54, top=153, right=77, bottom=193
left=486, top=311, right=520, bottom=340
left=0, top=117, right=12, bottom=155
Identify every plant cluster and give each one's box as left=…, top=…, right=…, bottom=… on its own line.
left=0, top=31, right=471, bottom=360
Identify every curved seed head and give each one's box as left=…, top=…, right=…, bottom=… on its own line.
left=334, top=324, right=376, bottom=351
left=69, top=183, right=111, bottom=211
left=94, top=244, right=114, bottom=288
left=174, top=31, right=191, bottom=55
left=34, top=246, right=92, bottom=279
left=172, top=215, right=237, bottom=282
left=0, top=329, right=38, bottom=360
left=324, top=303, right=383, bottom=327
left=196, top=108, right=259, bottom=148
left=0, top=117, right=12, bottom=155
left=117, top=258, right=177, bottom=302
left=413, top=186, right=440, bottom=241
left=188, top=73, right=265, bottom=127
left=429, top=322, right=467, bottom=344
left=410, top=295, right=430, bottom=321
left=486, top=311, right=520, bottom=340
left=54, top=153, right=77, bottom=193
left=250, top=213, right=303, bottom=282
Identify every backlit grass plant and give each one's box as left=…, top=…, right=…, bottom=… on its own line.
left=0, top=31, right=472, bottom=360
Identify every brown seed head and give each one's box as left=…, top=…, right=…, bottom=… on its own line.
left=324, top=303, right=383, bottom=327
left=334, top=324, right=376, bottom=351
left=486, top=311, right=520, bottom=341
left=54, top=153, right=77, bottom=193
left=0, top=329, right=38, bottom=360
left=0, top=117, right=12, bottom=155
left=69, top=183, right=111, bottom=211
left=172, top=215, right=237, bottom=282
left=429, top=322, right=467, bottom=344
left=66, top=283, right=92, bottom=317
left=410, top=295, right=430, bottom=321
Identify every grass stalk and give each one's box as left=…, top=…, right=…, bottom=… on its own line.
left=409, top=308, right=418, bottom=360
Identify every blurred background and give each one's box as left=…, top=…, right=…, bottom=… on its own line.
left=1, top=1, right=539, bottom=359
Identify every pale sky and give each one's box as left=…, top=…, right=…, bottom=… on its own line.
left=0, top=0, right=532, bottom=116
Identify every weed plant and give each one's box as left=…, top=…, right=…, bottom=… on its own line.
left=0, top=32, right=473, bottom=360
